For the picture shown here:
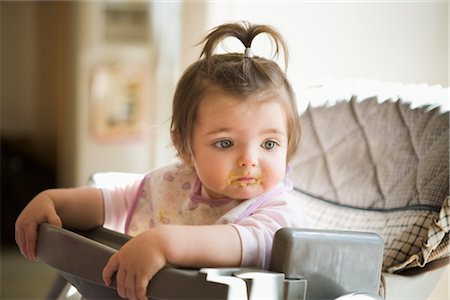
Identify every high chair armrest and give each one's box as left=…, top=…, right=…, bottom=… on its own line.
left=38, top=224, right=298, bottom=299
left=37, top=224, right=232, bottom=299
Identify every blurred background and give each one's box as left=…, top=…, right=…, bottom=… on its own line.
left=1, top=0, right=447, bottom=298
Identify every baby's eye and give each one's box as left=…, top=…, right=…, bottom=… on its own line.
left=214, top=140, right=233, bottom=149
left=261, top=140, right=279, bottom=150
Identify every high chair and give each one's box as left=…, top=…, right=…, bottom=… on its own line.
left=37, top=223, right=383, bottom=299
left=38, top=90, right=449, bottom=299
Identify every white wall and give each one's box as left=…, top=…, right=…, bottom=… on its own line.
left=201, top=1, right=448, bottom=90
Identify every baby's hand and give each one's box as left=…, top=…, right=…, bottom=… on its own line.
left=15, top=192, right=62, bottom=261
left=102, top=229, right=167, bottom=300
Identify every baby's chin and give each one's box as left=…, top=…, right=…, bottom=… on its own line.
left=223, top=184, right=270, bottom=200
left=207, top=181, right=277, bottom=200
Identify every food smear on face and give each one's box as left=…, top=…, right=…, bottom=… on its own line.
left=227, top=174, right=262, bottom=187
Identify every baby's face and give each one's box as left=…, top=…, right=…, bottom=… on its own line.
left=190, top=89, right=288, bottom=200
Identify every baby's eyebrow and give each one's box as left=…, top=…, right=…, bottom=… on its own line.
left=206, top=128, right=286, bottom=136
left=206, top=128, right=232, bottom=135
left=261, top=128, right=286, bottom=135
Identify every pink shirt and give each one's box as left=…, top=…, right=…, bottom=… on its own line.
left=102, top=163, right=306, bottom=269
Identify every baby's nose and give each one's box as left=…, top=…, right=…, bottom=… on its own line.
left=238, top=151, right=258, bottom=167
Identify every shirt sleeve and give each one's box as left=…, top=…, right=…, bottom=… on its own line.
left=230, top=195, right=307, bottom=269
left=101, top=179, right=143, bottom=233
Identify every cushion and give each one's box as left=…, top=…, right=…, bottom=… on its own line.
left=289, top=96, right=449, bottom=273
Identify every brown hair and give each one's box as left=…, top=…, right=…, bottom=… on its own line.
left=170, top=21, right=301, bottom=163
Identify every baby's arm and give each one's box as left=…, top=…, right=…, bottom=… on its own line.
left=102, top=224, right=241, bottom=300
left=15, top=187, right=104, bottom=261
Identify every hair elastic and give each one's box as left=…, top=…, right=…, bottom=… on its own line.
left=245, top=47, right=254, bottom=58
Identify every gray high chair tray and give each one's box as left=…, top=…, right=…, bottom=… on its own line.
left=37, top=224, right=383, bottom=300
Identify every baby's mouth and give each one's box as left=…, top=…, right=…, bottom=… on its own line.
left=227, top=174, right=262, bottom=187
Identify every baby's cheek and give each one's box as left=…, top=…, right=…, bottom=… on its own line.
left=263, top=173, right=283, bottom=190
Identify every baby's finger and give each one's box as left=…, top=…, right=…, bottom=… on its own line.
left=102, top=254, right=119, bottom=287
left=135, top=274, right=150, bottom=300
left=116, top=265, right=127, bottom=298
left=15, top=227, right=26, bottom=258
left=125, top=272, right=137, bottom=300
left=24, top=224, right=38, bottom=261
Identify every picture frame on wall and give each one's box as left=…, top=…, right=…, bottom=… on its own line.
left=88, top=59, right=150, bottom=142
